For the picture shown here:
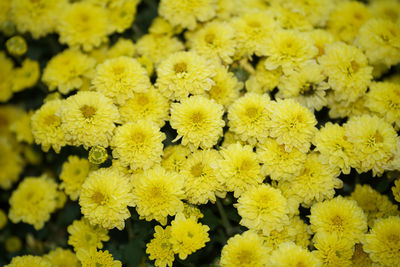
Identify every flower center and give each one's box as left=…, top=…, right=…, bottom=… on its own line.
left=112, top=66, right=125, bottom=75
left=174, top=62, right=187, bottom=74
left=191, top=163, right=204, bottom=177
left=191, top=111, right=204, bottom=124
left=245, top=107, right=259, bottom=119
left=44, top=114, right=61, bottom=126
left=136, top=94, right=149, bottom=106
left=91, top=191, right=105, bottom=205
left=80, top=105, right=96, bottom=119
left=204, top=33, right=215, bottom=44
left=131, top=132, right=146, bottom=144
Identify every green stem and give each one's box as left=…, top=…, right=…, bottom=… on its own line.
left=216, top=198, right=233, bottom=236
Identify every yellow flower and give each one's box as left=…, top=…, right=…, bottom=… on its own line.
left=111, top=120, right=165, bottom=170
left=67, top=218, right=110, bottom=252
left=369, top=0, right=400, bottom=23
left=76, top=248, right=121, bottom=267
left=269, top=242, right=322, bottom=267
left=236, top=184, right=290, bottom=235
left=309, top=196, right=367, bottom=244
left=10, top=110, right=34, bottom=144
left=12, top=58, right=40, bottom=93
left=363, top=216, right=400, bottom=266
left=0, top=52, right=14, bottom=102
left=93, top=56, right=151, bottom=105
left=59, top=155, right=91, bottom=201
left=227, top=93, right=272, bottom=145
left=218, top=143, right=263, bottom=198
left=107, top=38, right=136, bottom=59
left=161, top=145, right=191, bottom=173
left=9, top=175, right=59, bottom=230
left=79, top=168, right=134, bottom=230
left=220, top=231, right=270, bottom=267
left=108, top=0, right=139, bottom=33
left=88, top=146, right=108, bottom=165
left=307, top=29, right=335, bottom=58
left=182, top=203, right=204, bottom=221
left=146, top=225, right=175, bottom=267
left=44, top=248, right=80, bottom=267
left=5, top=255, right=51, bottom=267
left=148, top=16, right=182, bottom=36
left=156, top=51, right=215, bottom=101
left=0, top=138, right=24, bottom=190
left=313, top=233, right=354, bottom=267
left=246, top=59, right=282, bottom=94
left=5, top=236, right=22, bottom=253
left=61, top=91, right=119, bottom=149
left=58, top=2, right=111, bottom=51
left=270, top=98, right=317, bottom=153
left=170, top=95, right=224, bottom=150
left=132, top=166, right=184, bottom=225
left=270, top=6, right=313, bottom=31
left=181, top=149, right=224, bottom=204
left=42, top=48, right=96, bottom=94
left=0, top=208, right=7, bottom=230
left=170, top=213, right=210, bottom=260
left=159, top=0, right=217, bottom=30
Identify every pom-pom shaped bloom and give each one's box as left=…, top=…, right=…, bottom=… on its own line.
left=269, top=242, right=322, bottom=267
left=246, top=59, right=282, bottom=94
left=270, top=99, right=317, bottom=153
left=344, top=115, right=397, bottom=176
left=93, top=56, right=151, bottom=105
left=79, top=168, right=134, bottom=230
left=218, top=143, right=263, bottom=198
left=31, top=99, right=66, bottom=153
left=67, top=218, right=109, bottom=252
left=42, top=48, right=96, bottom=94
left=159, top=0, right=217, bottom=30
left=5, top=255, right=51, bottom=267
left=228, top=93, right=272, bottom=144
left=76, top=248, right=121, bottom=267
left=0, top=52, right=15, bottom=102
left=313, top=233, right=353, bottom=267
left=44, top=248, right=80, bottom=267
left=170, top=213, right=210, bottom=260
left=156, top=51, right=215, bottom=100
left=111, top=120, right=165, bottom=170
left=161, top=145, right=191, bottom=173
left=363, top=216, right=400, bottom=266
left=146, top=225, right=175, bottom=267
left=0, top=138, right=24, bottom=190
left=12, top=58, right=40, bottom=93
left=61, top=91, right=119, bottom=149
left=309, top=196, right=367, bottom=244
left=9, top=175, right=59, bottom=230
left=58, top=2, right=111, bottom=51
left=170, top=95, right=224, bottom=150
left=220, top=231, right=270, bottom=267
left=10, top=110, right=34, bottom=144
left=59, top=155, right=91, bottom=201
left=236, top=184, right=290, bottom=235
left=132, top=166, right=185, bottom=225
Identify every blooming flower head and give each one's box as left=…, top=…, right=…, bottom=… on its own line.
left=146, top=225, right=175, bottom=267
left=12, top=58, right=40, bottom=93
left=218, top=143, right=263, bottom=198
left=42, top=48, right=96, bottom=94
left=5, top=255, right=51, bottom=267
left=159, top=0, right=217, bottom=30
left=111, top=120, right=165, bottom=170
left=269, top=242, right=322, bottom=267
left=170, top=95, right=224, bottom=150
left=61, top=91, right=119, bottom=149
left=309, top=196, right=367, bottom=244
left=59, top=155, right=91, bottom=201
left=0, top=52, right=14, bottom=102
left=93, top=56, right=151, bottom=105
left=161, top=144, right=191, bottom=173
left=107, top=0, right=139, bottom=33
left=313, top=233, right=353, bottom=267
left=170, top=213, right=210, bottom=260
left=67, top=218, right=110, bottom=252
left=0, top=138, right=24, bottom=190
left=269, top=6, right=313, bottom=32
left=9, top=175, right=59, bottom=230
left=156, top=51, right=215, bottom=101
left=246, top=59, right=282, bottom=94
left=220, top=231, right=270, bottom=267
left=131, top=166, right=185, bottom=225
left=236, top=184, right=290, bottom=235
left=79, top=167, right=134, bottom=230
left=269, top=98, right=317, bottom=153
left=76, top=248, right=122, bottom=267
left=44, top=248, right=80, bottom=267
left=228, top=93, right=272, bottom=145
left=307, top=29, right=335, bottom=58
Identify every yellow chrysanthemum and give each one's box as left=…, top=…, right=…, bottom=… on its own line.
left=344, top=115, right=397, bottom=176
left=170, top=213, right=210, bottom=260
left=182, top=203, right=204, bottom=221
left=58, top=2, right=111, bottom=51
left=269, top=242, right=322, bottom=267
left=264, top=30, right=318, bottom=74
left=59, top=155, right=91, bottom=201
left=108, top=0, right=139, bottom=33
left=10, top=110, right=34, bottom=144
left=269, top=6, right=313, bottom=31
left=220, top=231, right=270, bottom=267
left=9, top=175, right=59, bottom=230
left=5, top=255, right=51, bottom=267
left=159, top=0, right=217, bottom=30
left=170, top=95, right=224, bottom=150
left=107, top=38, right=135, bottom=59
left=132, top=166, right=184, bottom=225
left=313, top=233, right=354, bottom=267
left=363, top=216, right=400, bottom=266
left=270, top=98, right=317, bottom=153
left=146, top=225, right=175, bottom=267
left=61, top=91, right=119, bottom=149
left=369, top=0, right=400, bottom=23
left=181, top=149, right=224, bottom=204
left=218, top=143, right=263, bottom=198
left=93, top=56, right=151, bottom=105
left=67, top=218, right=110, bottom=252
left=44, top=248, right=80, bottom=267
left=246, top=59, right=282, bottom=94
left=326, top=92, right=369, bottom=119
left=349, top=184, right=399, bottom=227
left=148, top=16, right=182, bottom=36
left=118, top=87, right=169, bottom=127
left=0, top=208, right=7, bottom=230
left=307, top=29, right=335, bottom=58
left=76, top=248, right=121, bottom=267
left=12, top=58, right=40, bottom=93
left=79, top=168, right=134, bottom=230
left=309, top=196, right=367, bottom=244
left=228, top=93, right=272, bottom=145
left=161, top=144, right=191, bottom=173
left=42, top=48, right=96, bottom=94
left=0, top=52, right=14, bottom=102
left=156, top=51, right=215, bottom=101
left=111, top=120, right=165, bottom=170
left=318, top=42, right=372, bottom=103
left=0, top=138, right=24, bottom=190
left=236, top=184, right=290, bottom=235
left=88, top=146, right=108, bottom=165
